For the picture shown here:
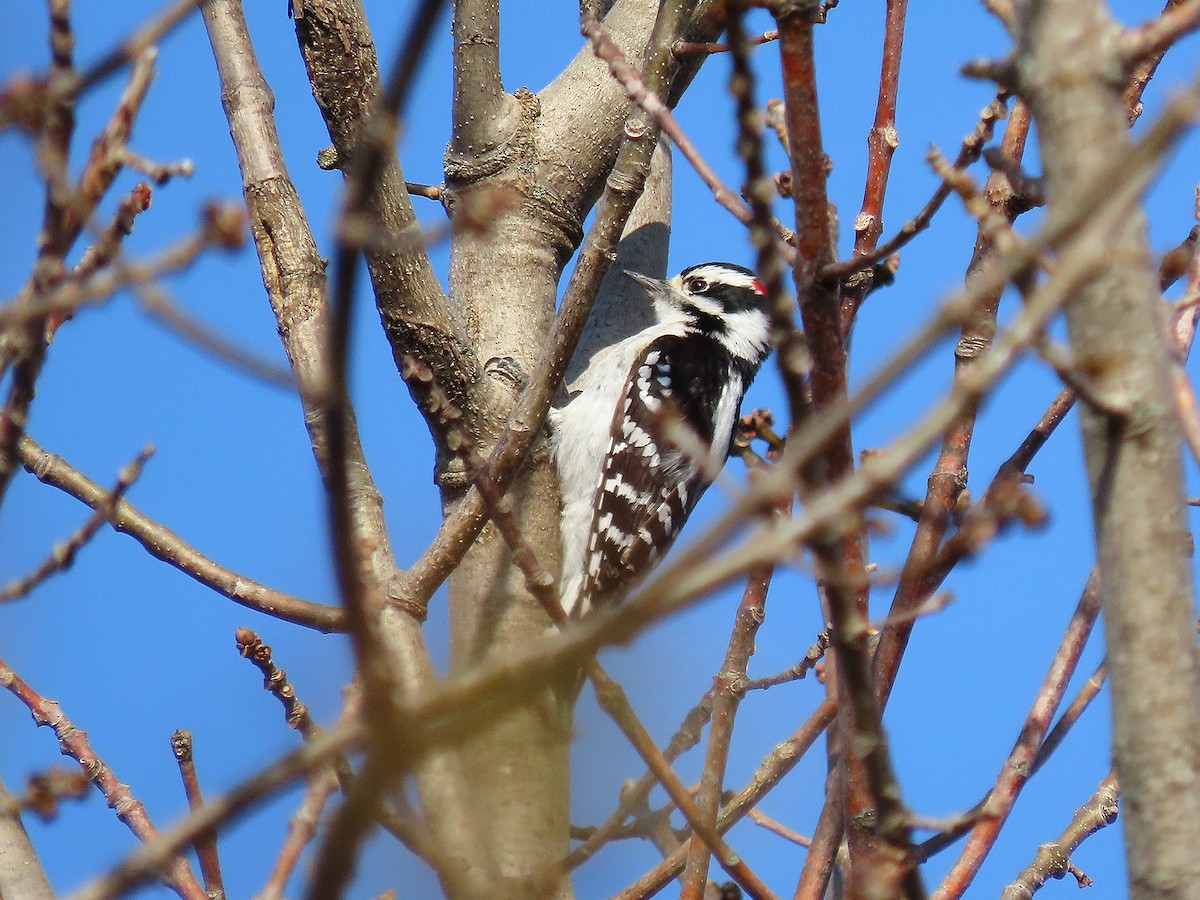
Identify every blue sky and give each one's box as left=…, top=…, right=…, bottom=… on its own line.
left=3, top=0, right=1199, bottom=897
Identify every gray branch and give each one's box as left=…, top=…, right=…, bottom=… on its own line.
left=203, top=3, right=498, bottom=896
left=293, top=0, right=486, bottom=452
left=1017, top=1, right=1200, bottom=897
left=0, top=774, right=55, bottom=900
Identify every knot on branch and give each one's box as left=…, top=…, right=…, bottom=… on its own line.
left=444, top=87, right=540, bottom=184
left=955, top=335, right=992, bottom=361
left=386, top=579, right=430, bottom=623
left=606, top=165, right=646, bottom=198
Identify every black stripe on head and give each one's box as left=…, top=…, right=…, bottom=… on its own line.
left=678, top=263, right=766, bottom=314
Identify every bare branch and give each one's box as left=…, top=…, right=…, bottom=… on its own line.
left=72, top=0, right=204, bottom=97
left=872, top=98, right=1032, bottom=709
left=615, top=700, right=838, bottom=900
left=170, top=732, right=225, bottom=900
left=931, top=572, right=1101, bottom=894
left=0, top=657, right=206, bottom=899
left=69, top=719, right=366, bottom=900
left=293, top=0, right=484, bottom=447
left=583, top=18, right=796, bottom=253
left=838, top=0, right=910, bottom=327
left=1000, top=771, right=1119, bottom=899
left=19, top=435, right=344, bottom=631
left=1120, top=0, right=1200, bottom=71
left=674, top=28, right=780, bottom=55
left=822, top=92, right=1011, bottom=282
left=680, top=564, right=774, bottom=897
left=1017, top=2, right=1200, bottom=894
left=1, top=445, right=151, bottom=603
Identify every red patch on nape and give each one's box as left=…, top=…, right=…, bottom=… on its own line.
left=752, top=279, right=767, bottom=296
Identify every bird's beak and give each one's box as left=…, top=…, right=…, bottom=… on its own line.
left=623, top=270, right=672, bottom=295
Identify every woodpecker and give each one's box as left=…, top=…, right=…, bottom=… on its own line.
left=551, top=262, right=772, bottom=617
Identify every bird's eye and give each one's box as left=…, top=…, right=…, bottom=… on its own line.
left=685, top=277, right=708, bottom=293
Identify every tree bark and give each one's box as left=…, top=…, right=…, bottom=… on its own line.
left=1018, top=1, right=1200, bottom=897
left=0, top=775, right=55, bottom=900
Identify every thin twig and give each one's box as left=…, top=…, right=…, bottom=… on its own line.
left=71, top=0, right=205, bottom=96
left=871, top=100, right=1033, bottom=714
left=777, top=3, right=920, bottom=893
left=1, top=50, right=159, bottom=509
left=748, top=809, right=812, bottom=847
left=170, top=732, right=225, bottom=900
left=613, top=700, right=838, bottom=900
left=0, top=658, right=206, bottom=899
left=742, top=632, right=829, bottom=692
left=822, top=92, right=1011, bottom=281
left=681, top=561, right=774, bottom=898
left=999, top=771, right=1119, bottom=899
left=19, top=435, right=344, bottom=631
left=1, top=445, right=152, bottom=602
left=258, top=767, right=341, bottom=900
left=68, top=719, right=364, bottom=900
left=673, top=28, right=779, bottom=55
left=923, top=571, right=1101, bottom=887
left=564, top=692, right=715, bottom=869
left=133, top=279, right=295, bottom=388
left=583, top=15, right=796, bottom=253
left=838, top=0, right=910, bottom=330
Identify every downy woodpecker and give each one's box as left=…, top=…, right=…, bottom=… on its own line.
left=552, top=263, right=772, bottom=617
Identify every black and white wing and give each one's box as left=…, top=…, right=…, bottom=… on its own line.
left=581, top=335, right=744, bottom=610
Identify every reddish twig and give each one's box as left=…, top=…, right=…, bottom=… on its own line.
left=170, top=732, right=226, bottom=899
left=926, top=572, right=1101, bottom=894
left=778, top=3, right=919, bottom=894
left=1032, top=658, right=1106, bottom=774
left=0, top=658, right=206, bottom=899
left=234, top=628, right=446, bottom=892
left=838, top=0, right=909, bottom=330
left=748, top=808, right=812, bottom=847
left=259, top=767, right=341, bottom=900
left=742, top=631, right=829, bottom=692
left=1, top=212, right=234, bottom=332
left=564, top=693, right=715, bottom=870
left=614, top=699, right=838, bottom=900
left=673, top=28, right=779, bottom=55
left=1, top=50, right=157, bottom=509
left=872, top=100, right=1033, bottom=709
left=70, top=719, right=364, bottom=900
left=680, top=563, right=774, bottom=897
left=69, top=182, right=154, bottom=286
left=822, top=93, right=1010, bottom=282
left=583, top=14, right=796, bottom=252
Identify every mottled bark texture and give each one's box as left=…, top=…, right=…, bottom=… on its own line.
left=1017, top=1, right=1200, bottom=897
left=442, top=1, right=721, bottom=892
left=207, top=3, right=498, bottom=896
